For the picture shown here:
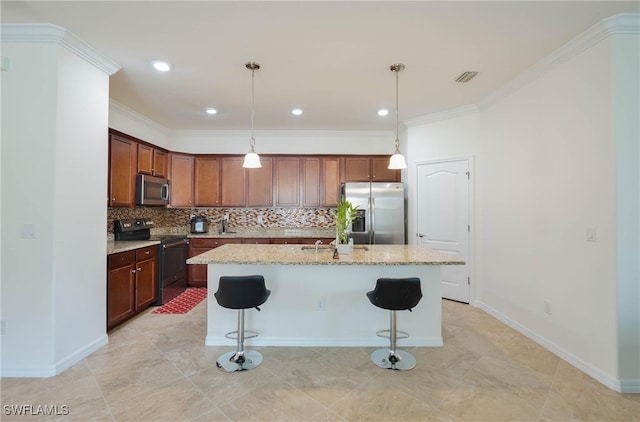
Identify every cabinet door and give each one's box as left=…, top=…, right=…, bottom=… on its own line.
left=372, top=157, right=400, bottom=182
left=135, top=257, right=157, bottom=310
left=137, top=144, right=154, bottom=175
left=107, top=263, right=135, bottom=329
left=169, top=154, right=194, bottom=207
left=301, top=157, right=320, bottom=207
left=275, top=157, right=300, bottom=207
left=322, top=157, right=343, bottom=207
left=220, top=157, right=246, bottom=206
left=153, top=150, right=167, bottom=178
left=108, top=135, right=137, bottom=207
left=247, top=157, right=273, bottom=207
left=194, top=156, right=220, bottom=207
left=344, top=157, right=370, bottom=182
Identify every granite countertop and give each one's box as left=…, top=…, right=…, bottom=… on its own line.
left=107, top=227, right=336, bottom=255
left=187, top=244, right=465, bottom=266
left=107, top=240, right=160, bottom=255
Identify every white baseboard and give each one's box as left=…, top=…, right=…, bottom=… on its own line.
left=474, top=300, right=639, bottom=393
left=0, top=334, right=108, bottom=378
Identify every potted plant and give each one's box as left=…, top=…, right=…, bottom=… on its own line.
left=334, top=197, right=358, bottom=253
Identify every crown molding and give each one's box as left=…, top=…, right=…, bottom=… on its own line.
left=0, top=23, right=120, bottom=75
left=171, top=129, right=393, bottom=139
left=109, top=100, right=170, bottom=135
left=404, top=105, right=479, bottom=128
left=478, top=13, right=639, bottom=111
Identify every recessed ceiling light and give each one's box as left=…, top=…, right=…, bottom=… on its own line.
left=378, top=109, right=389, bottom=116
left=205, top=108, right=217, bottom=115
left=152, top=61, right=171, bottom=72
left=291, top=108, right=303, bottom=116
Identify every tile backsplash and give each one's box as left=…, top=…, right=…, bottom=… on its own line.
left=107, top=207, right=335, bottom=234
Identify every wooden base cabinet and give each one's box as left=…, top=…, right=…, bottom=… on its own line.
left=188, top=238, right=242, bottom=287
left=107, top=245, right=158, bottom=330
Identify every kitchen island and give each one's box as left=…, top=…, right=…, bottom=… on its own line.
left=187, top=244, right=464, bottom=347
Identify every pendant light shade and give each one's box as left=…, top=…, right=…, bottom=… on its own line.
left=388, top=63, right=407, bottom=170
left=243, top=62, right=262, bottom=168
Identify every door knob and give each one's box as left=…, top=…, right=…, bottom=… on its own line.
left=418, top=233, right=425, bottom=238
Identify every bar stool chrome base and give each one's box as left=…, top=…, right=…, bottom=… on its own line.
left=371, top=348, right=416, bottom=371
left=216, top=350, right=264, bottom=373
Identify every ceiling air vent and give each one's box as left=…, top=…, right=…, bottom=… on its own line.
left=455, top=71, right=478, bottom=83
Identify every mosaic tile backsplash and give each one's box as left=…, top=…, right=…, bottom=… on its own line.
left=107, top=207, right=336, bottom=234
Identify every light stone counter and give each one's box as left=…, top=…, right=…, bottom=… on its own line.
left=187, top=227, right=335, bottom=239
left=107, top=240, right=160, bottom=255
left=187, top=244, right=463, bottom=266
left=192, top=244, right=464, bottom=348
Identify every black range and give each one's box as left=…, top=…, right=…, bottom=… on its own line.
left=114, top=218, right=188, bottom=305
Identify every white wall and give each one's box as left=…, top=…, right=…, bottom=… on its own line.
left=1, top=25, right=116, bottom=376
left=406, top=19, right=639, bottom=391
left=1, top=42, right=58, bottom=373
left=613, top=32, right=640, bottom=390
left=109, top=102, right=394, bottom=155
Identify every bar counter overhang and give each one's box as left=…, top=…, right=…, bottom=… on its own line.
left=187, top=244, right=464, bottom=347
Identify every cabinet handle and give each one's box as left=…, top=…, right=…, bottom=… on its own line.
left=137, top=267, right=142, bottom=271
left=145, top=251, right=150, bottom=255
left=131, top=269, right=136, bottom=273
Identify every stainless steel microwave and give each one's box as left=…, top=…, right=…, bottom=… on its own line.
left=135, top=174, right=169, bottom=206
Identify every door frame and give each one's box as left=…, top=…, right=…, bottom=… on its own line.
left=412, top=156, right=475, bottom=304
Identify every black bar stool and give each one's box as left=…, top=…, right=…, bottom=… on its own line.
left=214, top=275, right=271, bottom=372
left=366, top=277, right=422, bottom=370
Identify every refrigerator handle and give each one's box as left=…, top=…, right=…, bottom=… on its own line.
left=370, top=196, right=375, bottom=244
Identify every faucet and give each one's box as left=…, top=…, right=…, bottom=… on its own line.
left=315, top=239, right=323, bottom=252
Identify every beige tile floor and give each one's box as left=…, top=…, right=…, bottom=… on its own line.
left=2, top=299, right=639, bottom=421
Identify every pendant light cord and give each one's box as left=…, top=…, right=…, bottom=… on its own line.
left=395, top=66, right=400, bottom=150
left=250, top=66, right=256, bottom=149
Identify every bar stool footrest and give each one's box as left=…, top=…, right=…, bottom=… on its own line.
left=375, top=329, right=409, bottom=340
left=224, top=330, right=259, bottom=340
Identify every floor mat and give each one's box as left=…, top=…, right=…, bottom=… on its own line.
left=152, top=287, right=207, bottom=314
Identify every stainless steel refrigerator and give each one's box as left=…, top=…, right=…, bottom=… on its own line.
left=341, top=182, right=405, bottom=245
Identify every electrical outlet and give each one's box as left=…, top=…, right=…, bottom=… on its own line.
left=544, top=300, right=552, bottom=315
left=257, top=214, right=264, bottom=224
left=586, top=227, right=597, bottom=242
left=317, top=299, right=325, bottom=311
left=318, top=215, right=325, bottom=223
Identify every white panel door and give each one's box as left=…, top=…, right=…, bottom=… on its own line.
left=417, top=159, right=470, bottom=303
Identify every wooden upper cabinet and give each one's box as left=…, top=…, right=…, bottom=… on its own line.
left=371, top=157, right=400, bottom=182
left=276, top=157, right=301, bottom=207
left=344, top=156, right=400, bottom=182
left=322, top=156, right=343, bottom=207
left=302, top=157, right=321, bottom=207
left=153, top=150, right=167, bottom=178
left=220, top=156, right=246, bottom=207
left=344, top=157, right=371, bottom=182
left=168, top=153, right=194, bottom=207
left=247, top=157, right=273, bottom=207
left=194, top=156, right=220, bottom=207
left=108, top=135, right=137, bottom=207
left=137, top=144, right=167, bottom=178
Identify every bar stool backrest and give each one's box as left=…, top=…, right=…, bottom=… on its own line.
left=215, top=275, right=271, bottom=310
left=367, top=277, right=422, bottom=311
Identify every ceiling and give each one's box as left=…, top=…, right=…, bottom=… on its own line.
left=2, top=1, right=638, bottom=131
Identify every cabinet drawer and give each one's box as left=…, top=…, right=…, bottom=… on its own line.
left=136, top=246, right=158, bottom=261
left=242, top=238, right=272, bottom=244
left=108, top=250, right=135, bottom=269
left=190, top=238, right=242, bottom=249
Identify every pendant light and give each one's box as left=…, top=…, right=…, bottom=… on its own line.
left=243, top=62, right=262, bottom=168
left=388, top=63, right=407, bottom=170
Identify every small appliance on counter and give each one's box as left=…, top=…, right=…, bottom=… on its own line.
left=190, top=215, right=209, bottom=233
